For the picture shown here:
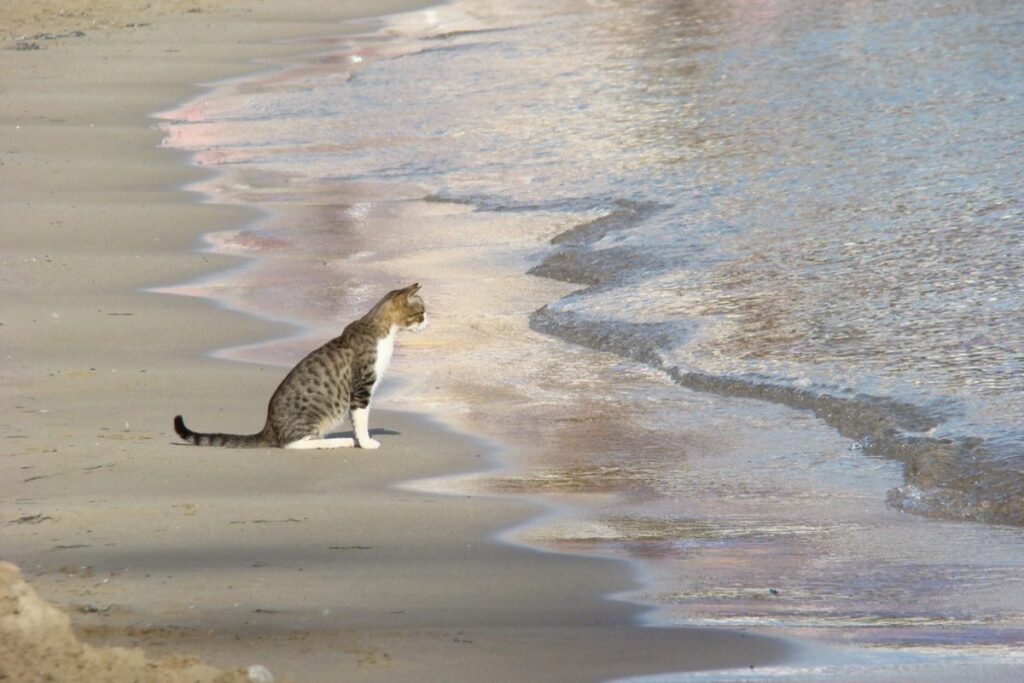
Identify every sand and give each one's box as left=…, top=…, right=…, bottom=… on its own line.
left=0, top=561, right=268, bottom=682
left=0, top=1, right=790, bottom=681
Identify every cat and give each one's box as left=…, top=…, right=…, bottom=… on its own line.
left=174, top=283, right=426, bottom=449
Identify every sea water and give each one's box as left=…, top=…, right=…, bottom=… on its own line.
left=158, top=0, right=1024, bottom=678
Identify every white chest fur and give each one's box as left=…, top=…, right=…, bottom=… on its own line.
left=373, top=327, right=396, bottom=390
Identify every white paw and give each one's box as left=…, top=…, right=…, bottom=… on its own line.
left=359, top=438, right=381, bottom=450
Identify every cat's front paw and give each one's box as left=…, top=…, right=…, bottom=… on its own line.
left=358, top=438, right=381, bottom=449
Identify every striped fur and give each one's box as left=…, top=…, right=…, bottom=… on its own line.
left=173, top=415, right=271, bottom=447
left=173, top=284, right=425, bottom=449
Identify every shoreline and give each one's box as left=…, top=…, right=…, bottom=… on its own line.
left=0, top=2, right=791, bottom=681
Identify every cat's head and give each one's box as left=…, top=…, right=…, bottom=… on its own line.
left=380, top=283, right=427, bottom=332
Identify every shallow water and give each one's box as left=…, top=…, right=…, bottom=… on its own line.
left=157, top=0, right=1024, bottom=677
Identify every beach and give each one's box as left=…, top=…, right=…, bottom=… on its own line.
left=141, top=2, right=1024, bottom=678
left=0, top=2, right=789, bottom=681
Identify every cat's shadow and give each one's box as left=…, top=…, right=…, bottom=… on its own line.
left=326, top=428, right=400, bottom=438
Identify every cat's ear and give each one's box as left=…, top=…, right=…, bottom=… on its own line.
left=404, top=283, right=421, bottom=296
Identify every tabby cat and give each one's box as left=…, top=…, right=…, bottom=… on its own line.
left=174, top=283, right=426, bottom=449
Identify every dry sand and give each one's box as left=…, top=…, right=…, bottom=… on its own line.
left=1, top=1, right=790, bottom=681
left=0, top=561, right=266, bottom=682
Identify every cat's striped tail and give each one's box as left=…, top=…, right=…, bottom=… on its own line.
left=173, top=415, right=272, bottom=448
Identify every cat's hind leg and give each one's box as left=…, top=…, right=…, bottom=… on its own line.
left=284, top=436, right=356, bottom=449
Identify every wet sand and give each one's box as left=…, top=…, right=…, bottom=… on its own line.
left=0, top=1, right=788, bottom=681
